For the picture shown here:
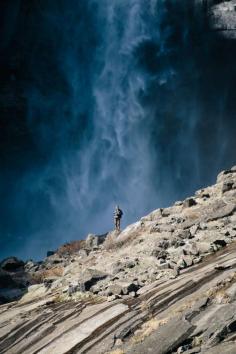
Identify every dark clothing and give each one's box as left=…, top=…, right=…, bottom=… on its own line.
left=115, top=217, right=121, bottom=231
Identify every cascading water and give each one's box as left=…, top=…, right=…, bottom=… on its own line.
left=1, top=0, right=236, bottom=259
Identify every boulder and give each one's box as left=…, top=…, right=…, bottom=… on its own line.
left=111, top=261, right=125, bottom=275
left=107, top=281, right=139, bottom=296
left=171, top=238, right=185, bottom=248
left=190, top=224, right=199, bottom=237
left=222, top=182, right=234, bottom=194
left=193, top=256, right=202, bottom=265
left=85, top=233, right=107, bottom=249
left=126, top=317, right=194, bottom=354
left=157, top=262, right=170, bottom=270
left=1, top=257, right=24, bottom=272
left=182, top=255, right=194, bottom=267
left=184, top=347, right=201, bottom=354
left=217, top=168, right=236, bottom=183
left=176, top=229, right=192, bottom=240
left=24, top=260, right=39, bottom=272
left=86, top=234, right=98, bottom=249
left=177, top=258, right=187, bottom=269
left=45, top=257, right=64, bottom=267
left=150, top=224, right=174, bottom=233
left=43, top=276, right=60, bottom=288
left=171, top=267, right=180, bottom=277
left=177, top=345, right=191, bottom=353
left=203, top=342, right=236, bottom=354
left=79, top=269, right=108, bottom=292
left=158, top=239, right=170, bottom=249
left=183, top=198, right=197, bottom=208
left=151, top=248, right=162, bottom=257
left=157, top=250, right=168, bottom=260
left=78, top=249, right=89, bottom=258
left=197, top=242, right=213, bottom=254
left=212, top=239, right=227, bottom=249
left=183, top=243, right=199, bottom=256
left=205, top=201, right=236, bottom=222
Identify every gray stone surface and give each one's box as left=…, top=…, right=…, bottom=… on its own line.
left=126, top=318, right=194, bottom=354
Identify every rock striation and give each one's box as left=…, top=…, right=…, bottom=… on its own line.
left=0, top=166, right=236, bottom=353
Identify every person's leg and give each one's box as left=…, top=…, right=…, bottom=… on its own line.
left=115, top=218, right=118, bottom=230
left=118, top=218, right=120, bottom=231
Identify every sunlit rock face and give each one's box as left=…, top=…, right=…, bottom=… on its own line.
left=196, top=0, right=236, bottom=39
left=211, top=1, right=236, bottom=38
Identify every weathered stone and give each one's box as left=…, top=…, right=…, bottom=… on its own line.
left=85, top=233, right=107, bottom=249
left=193, top=256, right=202, bottom=265
left=157, top=250, right=168, bottom=260
left=44, top=277, right=59, bottom=287
left=126, top=317, right=194, bottom=354
left=182, top=255, right=194, bottom=267
left=176, top=229, right=192, bottom=240
left=177, top=344, right=191, bottom=353
left=177, top=258, right=187, bottom=269
left=212, top=239, right=227, bottom=249
left=183, top=198, right=197, bottom=208
left=202, top=342, right=236, bottom=354
left=158, top=239, right=170, bottom=249
left=222, top=182, right=234, bottom=194
left=205, top=201, right=236, bottom=222
left=197, top=242, right=212, bottom=254
left=107, top=294, right=120, bottom=302
left=151, top=248, right=162, bottom=257
left=78, top=249, right=89, bottom=258
left=79, top=269, right=108, bottom=292
left=190, top=224, right=199, bottom=237
left=157, top=262, right=170, bottom=270
left=185, top=347, right=201, bottom=354
left=107, top=281, right=139, bottom=296
left=184, top=243, right=199, bottom=256
left=171, top=267, right=180, bottom=277
left=24, top=260, right=39, bottom=272
left=171, top=238, right=185, bottom=248
left=111, top=261, right=125, bottom=275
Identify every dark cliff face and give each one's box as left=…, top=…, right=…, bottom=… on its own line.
left=1, top=0, right=236, bottom=260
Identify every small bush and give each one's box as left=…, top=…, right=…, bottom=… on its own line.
left=103, top=232, right=124, bottom=250
left=132, top=317, right=168, bottom=344
left=57, top=240, right=86, bottom=255
left=103, top=229, right=141, bottom=251
left=107, top=350, right=125, bottom=354
left=31, top=266, right=63, bottom=284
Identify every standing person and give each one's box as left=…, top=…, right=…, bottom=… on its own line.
left=114, top=205, right=123, bottom=231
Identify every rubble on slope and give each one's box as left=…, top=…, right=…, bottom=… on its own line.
left=0, top=166, right=236, bottom=353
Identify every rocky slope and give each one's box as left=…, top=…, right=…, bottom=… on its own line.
left=1, top=165, right=236, bottom=354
